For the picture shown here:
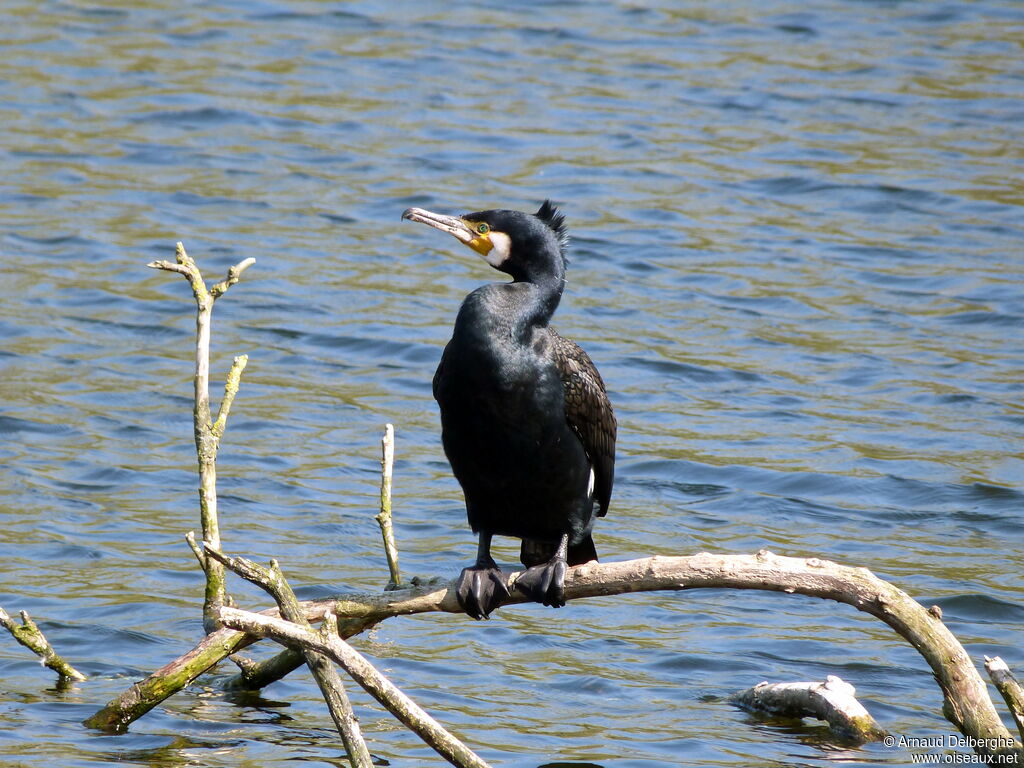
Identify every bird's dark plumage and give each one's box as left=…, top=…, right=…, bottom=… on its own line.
left=402, top=201, right=617, bottom=619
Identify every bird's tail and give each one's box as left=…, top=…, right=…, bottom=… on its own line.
left=520, top=535, right=599, bottom=568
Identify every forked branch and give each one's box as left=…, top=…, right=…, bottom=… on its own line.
left=148, top=242, right=254, bottom=631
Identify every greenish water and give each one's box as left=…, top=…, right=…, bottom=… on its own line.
left=1, top=1, right=1022, bottom=766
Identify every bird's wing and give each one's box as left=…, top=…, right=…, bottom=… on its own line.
left=550, top=329, right=616, bottom=516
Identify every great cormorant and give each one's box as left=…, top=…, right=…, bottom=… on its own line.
left=402, top=201, right=616, bottom=620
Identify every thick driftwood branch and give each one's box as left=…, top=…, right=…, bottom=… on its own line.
left=986, top=656, right=1024, bottom=744
left=148, top=242, right=254, bottom=631
left=732, top=675, right=885, bottom=742
left=205, top=547, right=372, bottom=768
left=375, top=423, right=401, bottom=589
left=219, top=606, right=493, bottom=768
left=85, top=551, right=1022, bottom=757
left=0, top=607, right=86, bottom=682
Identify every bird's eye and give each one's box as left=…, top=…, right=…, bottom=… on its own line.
left=476, top=223, right=490, bottom=235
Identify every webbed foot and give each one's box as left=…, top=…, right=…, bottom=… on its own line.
left=455, top=559, right=510, bottom=620
left=515, top=556, right=568, bottom=608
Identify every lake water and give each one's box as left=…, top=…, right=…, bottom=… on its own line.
left=1, top=1, right=1022, bottom=766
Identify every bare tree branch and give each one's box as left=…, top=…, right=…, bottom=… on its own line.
left=220, top=605, right=494, bottom=768
left=148, top=242, right=254, bottom=631
left=0, top=607, right=86, bottom=682
left=185, top=530, right=206, bottom=569
left=83, top=597, right=375, bottom=732
left=85, top=550, right=1022, bottom=759
left=204, top=546, right=373, bottom=768
left=224, top=423, right=405, bottom=693
left=210, top=257, right=256, bottom=299
left=211, top=355, right=248, bottom=439
left=986, top=656, right=1024, bottom=745
left=224, top=647, right=306, bottom=691
left=375, top=423, right=401, bottom=589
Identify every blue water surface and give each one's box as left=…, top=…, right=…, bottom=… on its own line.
left=1, top=1, right=1022, bottom=766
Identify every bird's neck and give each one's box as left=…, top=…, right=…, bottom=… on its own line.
left=517, top=270, right=564, bottom=325
left=458, top=276, right=563, bottom=345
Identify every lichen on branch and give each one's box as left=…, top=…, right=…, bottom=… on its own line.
left=147, top=242, right=255, bottom=632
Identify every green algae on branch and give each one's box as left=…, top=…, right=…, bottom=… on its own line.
left=82, top=623, right=253, bottom=732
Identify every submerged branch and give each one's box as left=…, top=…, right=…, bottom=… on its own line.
left=732, top=675, right=886, bottom=742
left=0, top=607, right=87, bottom=682
left=225, top=647, right=306, bottom=691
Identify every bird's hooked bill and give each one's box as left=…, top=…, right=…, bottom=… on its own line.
left=401, top=207, right=474, bottom=244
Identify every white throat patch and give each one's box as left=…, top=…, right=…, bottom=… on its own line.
left=483, top=231, right=512, bottom=269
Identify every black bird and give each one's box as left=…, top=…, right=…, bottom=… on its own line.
left=402, top=201, right=616, bottom=619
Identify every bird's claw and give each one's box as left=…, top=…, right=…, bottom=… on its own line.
left=515, top=558, right=568, bottom=608
left=455, top=561, right=510, bottom=620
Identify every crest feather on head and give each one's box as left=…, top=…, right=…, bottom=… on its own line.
left=535, top=200, right=569, bottom=254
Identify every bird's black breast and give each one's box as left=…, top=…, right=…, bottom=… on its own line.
left=432, top=284, right=599, bottom=544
